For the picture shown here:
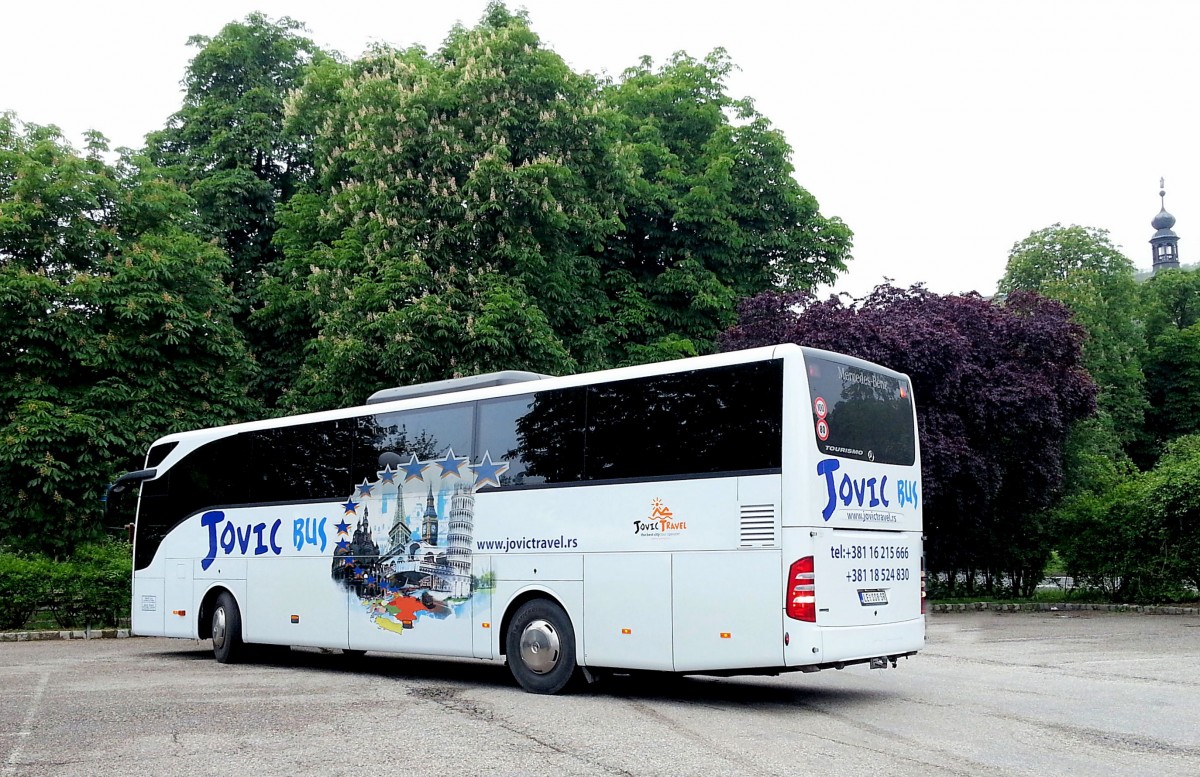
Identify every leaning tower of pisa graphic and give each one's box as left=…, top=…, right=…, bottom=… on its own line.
left=445, top=484, right=475, bottom=598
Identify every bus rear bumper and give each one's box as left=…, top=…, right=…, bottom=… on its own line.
left=786, top=616, right=925, bottom=668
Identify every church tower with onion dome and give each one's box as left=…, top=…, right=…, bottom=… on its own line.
left=1150, top=178, right=1181, bottom=274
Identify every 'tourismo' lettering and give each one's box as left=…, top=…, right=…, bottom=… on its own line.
left=817, top=458, right=918, bottom=521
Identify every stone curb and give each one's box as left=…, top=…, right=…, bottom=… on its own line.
left=0, top=628, right=132, bottom=642
left=931, top=602, right=1200, bottom=615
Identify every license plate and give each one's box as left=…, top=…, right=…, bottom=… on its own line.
left=858, top=589, right=888, bottom=606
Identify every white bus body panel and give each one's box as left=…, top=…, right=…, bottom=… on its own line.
left=811, top=528, right=922, bottom=627
left=473, top=479, right=741, bottom=554
left=131, top=576, right=164, bottom=636
left=779, top=527, right=924, bottom=666
left=471, top=556, right=493, bottom=660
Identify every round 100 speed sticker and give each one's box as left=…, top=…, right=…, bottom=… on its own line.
left=814, top=396, right=828, bottom=418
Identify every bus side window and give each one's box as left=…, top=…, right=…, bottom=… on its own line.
left=353, top=404, right=474, bottom=486
left=507, top=387, right=587, bottom=485
left=477, top=392, right=582, bottom=487
left=251, top=421, right=351, bottom=503
left=583, top=361, right=782, bottom=481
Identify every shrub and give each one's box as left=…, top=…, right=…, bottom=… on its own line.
left=46, top=541, right=132, bottom=629
left=0, top=553, right=51, bottom=630
left=74, top=540, right=133, bottom=627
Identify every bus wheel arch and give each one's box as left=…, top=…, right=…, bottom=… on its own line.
left=197, top=586, right=229, bottom=640
left=201, top=587, right=245, bottom=664
left=501, top=593, right=579, bottom=694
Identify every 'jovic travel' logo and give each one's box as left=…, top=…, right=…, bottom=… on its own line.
left=633, top=498, right=688, bottom=537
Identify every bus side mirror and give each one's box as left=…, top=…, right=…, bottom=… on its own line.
left=104, top=468, right=158, bottom=523
left=110, top=468, right=158, bottom=494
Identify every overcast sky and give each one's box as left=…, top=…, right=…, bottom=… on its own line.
left=3, top=0, right=1196, bottom=298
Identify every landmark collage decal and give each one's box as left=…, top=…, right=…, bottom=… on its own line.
left=330, top=449, right=508, bottom=635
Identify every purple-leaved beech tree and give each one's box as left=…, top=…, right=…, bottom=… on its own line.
left=721, top=284, right=1097, bottom=596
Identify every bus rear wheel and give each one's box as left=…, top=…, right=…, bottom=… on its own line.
left=211, top=591, right=244, bottom=664
left=505, top=599, right=578, bottom=694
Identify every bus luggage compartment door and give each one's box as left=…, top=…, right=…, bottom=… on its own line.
left=672, top=551, right=783, bottom=672
left=163, top=560, right=194, bottom=638
left=582, top=553, right=673, bottom=671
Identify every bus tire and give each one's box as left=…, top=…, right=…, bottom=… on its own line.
left=505, top=599, right=578, bottom=694
left=211, top=591, right=244, bottom=664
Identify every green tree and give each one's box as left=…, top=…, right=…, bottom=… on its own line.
left=145, top=14, right=336, bottom=410
left=602, top=51, right=851, bottom=362
left=999, top=224, right=1147, bottom=508
left=999, top=224, right=1146, bottom=446
left=1144, top=324, right=1200, bottom=443
left=262, top=4, right=629, bottom=409
left=1139, top=266, right=1200, bottom=344
left=258, top=4, right=852, bottom=409
left=1150, top=434, right=1200, bottom=590
left=0, top=115, right=256, bottom=555
left=1139, top=268, right=1200, bottom=454
left=1058, top=434, right=1200, bottom=601
left=146, top=13, right=329, bottom=303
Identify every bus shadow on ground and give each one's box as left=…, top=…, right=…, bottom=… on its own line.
left=153, top=643, right=888, bottom=708
left=595, top=671, right=888, bottom=708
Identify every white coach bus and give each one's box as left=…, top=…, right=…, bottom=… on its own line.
left=120, top=344, right=924, bottom=694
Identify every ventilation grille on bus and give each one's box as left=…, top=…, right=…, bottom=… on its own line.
left=739, top=504, right=776, bottom=547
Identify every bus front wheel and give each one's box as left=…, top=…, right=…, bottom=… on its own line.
left=505, top=599, right=578, bottom=694
left=211, top=591, right=245, bottom=664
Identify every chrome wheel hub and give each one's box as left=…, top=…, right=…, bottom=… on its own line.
left=212, top=607, right=227, bottom=650
left=519, top=619, right=560, bottom=675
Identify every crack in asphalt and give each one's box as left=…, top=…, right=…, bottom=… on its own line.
left=407, top=687, right=635, bottom=776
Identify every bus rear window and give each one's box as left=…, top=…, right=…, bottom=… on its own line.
left=804, top=356, right=915, bottom=466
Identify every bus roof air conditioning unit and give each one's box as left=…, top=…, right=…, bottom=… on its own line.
left=366, top=371, right=551, bottom=404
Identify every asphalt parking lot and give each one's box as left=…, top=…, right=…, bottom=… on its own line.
left=2, top=611, right=1199, bottom=776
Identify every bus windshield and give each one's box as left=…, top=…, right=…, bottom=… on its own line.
left=805, top=355, right=916, bottom=466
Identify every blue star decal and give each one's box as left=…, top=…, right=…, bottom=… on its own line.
left=335, top=520, right=351, bottom=535
left=342, top=499, right=359, bottom=515
left=470, top=451, right=510, bottom=490
left=434, top=448, right=469, bottom=478
left=357, top=479, right=375, bottom=497
left=401, top=454, right=429, bottom=483
left=336, top=540, right=350, bottom=551
left=377, top=465, right=397, bottom=485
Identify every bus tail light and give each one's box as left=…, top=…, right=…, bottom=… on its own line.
left=787, top=556, right=816, bottom=622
